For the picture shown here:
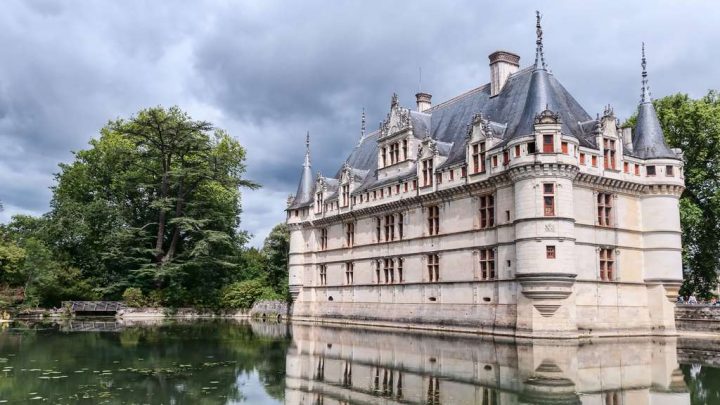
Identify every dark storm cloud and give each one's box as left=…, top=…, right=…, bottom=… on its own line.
left=0, top=0, right=719, bottom=245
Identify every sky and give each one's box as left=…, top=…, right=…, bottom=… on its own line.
left=0, top=0, right=718, bottom=246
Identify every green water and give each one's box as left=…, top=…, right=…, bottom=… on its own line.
left=0, top=319, right=717, bottom=404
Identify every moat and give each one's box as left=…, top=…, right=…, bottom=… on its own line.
left=0, top=319, right=717, bottom=404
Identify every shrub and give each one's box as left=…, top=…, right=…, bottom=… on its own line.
left=221, top=279, right=281, bottom=310
left=122, top=287, right=146, bottom=307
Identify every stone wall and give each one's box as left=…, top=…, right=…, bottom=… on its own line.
left=249, top=300, right=288, bottom=319
left=675, top=304, right=720, bottom=334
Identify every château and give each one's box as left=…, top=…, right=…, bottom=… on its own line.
left=285, top=13, right=684, bottom=338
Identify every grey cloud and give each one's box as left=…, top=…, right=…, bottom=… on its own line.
left=0, top=0, right=718, bottom=247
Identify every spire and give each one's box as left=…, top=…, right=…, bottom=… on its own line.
left=361, top=108, right=366, bottom=137
left=641, top=42, right=651, bottom=103
left=290, top=131, right=315, bottom=209
left=632, top=44, right=676, bottom=159
left=304, top=131, right=311, bottom=167
left=534, top=11, right=546, bottom=70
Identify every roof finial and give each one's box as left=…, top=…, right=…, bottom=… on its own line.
left=391, top=92, right=399, bottom=108
left=641, top=42, right=651, bottom=103
left=534, top=11, right=546, bottom=70
left=304, top=131, right=311, bottom=167
left=361, top=108, right=366, bottom=137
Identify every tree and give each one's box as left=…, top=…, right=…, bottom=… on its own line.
left=627, top=91, right=720, bottom=297
left=47, top=106, right=259, bottom=306
left=262, top=224, right=290, bottom=295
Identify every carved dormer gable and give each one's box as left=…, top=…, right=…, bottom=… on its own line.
left=418, top=135, right=438, bottom=160
left=466, top=113, right=493, bottom=143
left=599, top=105, right=619, bottom=139
left=340, top=163, right=352, bottom=184
left=534, top=108, right=561, bottom=125
left=380, top=93, right=412, bottom=140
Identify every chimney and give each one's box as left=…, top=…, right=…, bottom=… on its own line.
left=489, top=51, right=520, bottom=97
left=415, top=92, right=432, bottom=112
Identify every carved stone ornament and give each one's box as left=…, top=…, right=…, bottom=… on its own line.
left=534, top=108, right=561, bottom=125
left=466, top=112, right=492, bottom=140
left=380, top=93, right=412, bottom=139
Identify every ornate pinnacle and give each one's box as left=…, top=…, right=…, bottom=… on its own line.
left=391, top=92, right=399, bottom=108
left=361, top=107, right=366, bottom=137
left=534, top=11, right=546, bottom=70
left=641, top=42, right=651, bottom=103
left=303, top=131, right=311, bottom=167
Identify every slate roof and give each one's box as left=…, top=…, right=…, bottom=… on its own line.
left=631, top=102, right=676, bottom=159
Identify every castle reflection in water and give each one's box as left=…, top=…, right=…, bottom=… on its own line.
left=282, top=323, right=689, bottom=405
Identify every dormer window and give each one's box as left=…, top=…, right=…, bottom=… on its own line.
left=472, top=142, right=486, bottom=173
left=402, top=139, right=408, bottom=160
left=603, top=138, right=616, bottom=170
left=381, top=147, right=387, bottom=167
left=341, top=184, right=350, bottom=207
left=315, top=191, right=323, bottom=213
left=503, top=151, right=509, bottom=165
left=542, top=134, right=554, bottom=153
left=422, top=159, right=434, bottom=187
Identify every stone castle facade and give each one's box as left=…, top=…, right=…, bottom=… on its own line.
left=285, top=14, right=685, bottom=338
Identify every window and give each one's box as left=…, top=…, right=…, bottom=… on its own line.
left=381, top=147, right=387, bottom=167
left=597, top=193, right=612, bottom=227
left=449, top=170, right=454, bottom=181
left=666, top=165, right=674, bottom=176
left=634, top=164, right=640, bottom=176
left=623, top=162, right=629, bottom=173
left=579, top=153, right=585, bottom=165
left=315, top=192, right=323, bottom=213
left=461, top=166, right=467, bottom=178
left=396, top=184, right=400, bottom=194
left=375, top=218, right=382, bottom=243
left=383, top=258, right=394, bottom=284
left=412, top=179, right=418, bottom=190
left=422, top=159, right=434, bottom=187
left=546, top=245, right=556, bottom=259
left=341, top=184, right=350, bottom=207
left=561, top=141, right=568, bottom=154
left=543, top=134, right=554, bottom=153
left=543, top=183, right=555, bottom=216
left=479, top=249, right=495, bottom=280
left=492, top=155, right=498, bottom=167
left=646, top=165, right=656, bottom=176
left=319, top=264, right=327, bottom=286
left=435, top=172, right=442, bottom=185
left=472, top=142, right=486, bottom=173
left=479, top=194, right=495, bottom=228
left=397, top=213, right=404, bottom=239
left=402, top=139, right=408, bottom=160
left=527, top=141, right=536, bottom=154
left=375, top=260, right=381, bottom=284
left=603, top=138, right=616, bottom=170
left=345, top=222, right=355, bottom=247
left=397, top=258, right=404, bottom=283
left=591, top=155, right=598, bottom=167
left=599, top=248, right=615, bottom=281
left=404, top=182, right=408, bottom=193
left=427, top=254, right=439, bottom=282
left=320, top=228, right=328, bottom=250
left=503, top=151, right=509, bottom=165
left=345, top=262, right=354, bottom=285
left=514, top=145, right=521, bottom=157
left=384, top=214, right=395, bottom=241
left=391, top=142, right=400, bottom=164
left=427, top=205, right=440, bottom=236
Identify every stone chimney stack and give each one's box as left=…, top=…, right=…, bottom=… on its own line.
left=415, top=92, right=432, bottom=112
left=489, top=51, right=520, bottom=97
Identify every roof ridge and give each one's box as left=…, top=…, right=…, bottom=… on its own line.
left=426, top=66, right=534, bottom=113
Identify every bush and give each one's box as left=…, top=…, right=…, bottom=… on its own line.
left=221, top=279, right=281, bottom=310
left=122, top=287, right=146, bottom=307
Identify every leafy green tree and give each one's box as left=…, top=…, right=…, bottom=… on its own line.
left=48, top=106, right=259, bottom=305
left=221, top=279, right=281, bottom=310
left=627, top=91, right=720, bottom=297
left=262, top=223, right=289, bottom=295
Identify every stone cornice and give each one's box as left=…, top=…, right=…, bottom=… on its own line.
left=507, top=162, right=579, bottom=182
left=575, top=172, right=685, bottom=196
